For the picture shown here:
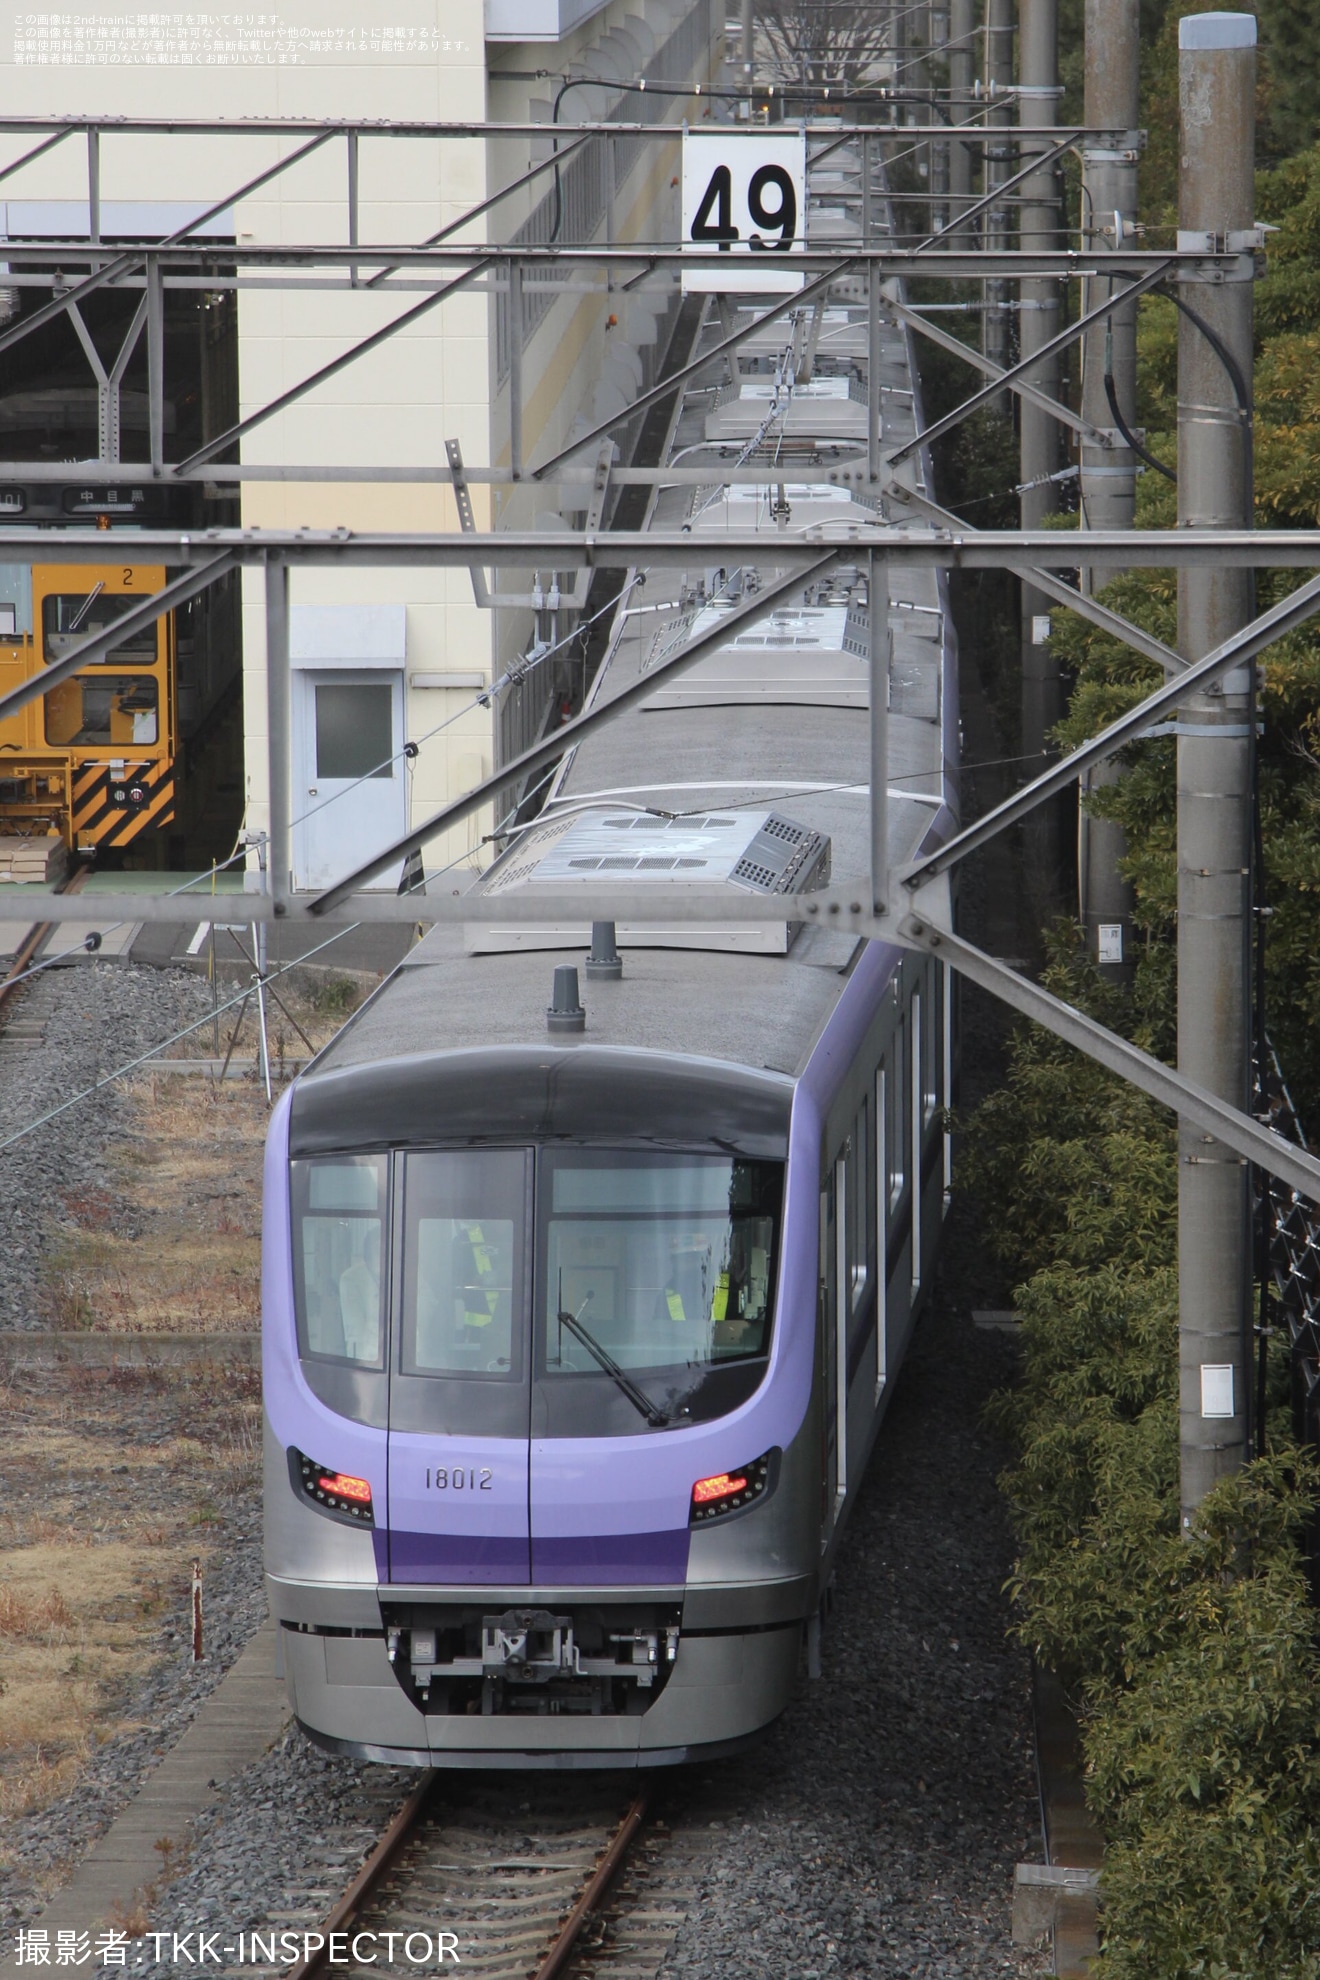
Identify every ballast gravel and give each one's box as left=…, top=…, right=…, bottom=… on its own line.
left=3, top=967, right=1043, bottom=1976
left=8, top=1228, right=1040, bottom=1979
left=0, top=959, right=211, bottom=1329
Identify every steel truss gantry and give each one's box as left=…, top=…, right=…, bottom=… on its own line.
left=0, top=113, right=1314, bottom=1213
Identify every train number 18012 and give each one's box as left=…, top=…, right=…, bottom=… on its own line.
left=426, top=1466, right=493, bottom=1491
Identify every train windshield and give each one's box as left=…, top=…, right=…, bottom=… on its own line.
left=400, top=1149, right=528, bottom=1382
left=290, top=1155, right=387, bottom=1367
left=289, top=1147, right=782, bottom=1434
left=42, top=592, right=158, bottom=665
left=536, top=1150, right=782, bottom=1434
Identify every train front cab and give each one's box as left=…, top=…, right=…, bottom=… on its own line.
left=264, top=958, right=951, bottom=1771
left=264, top=1053, right=820, bottom=1769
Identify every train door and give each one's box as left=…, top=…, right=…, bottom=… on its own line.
left=292, top=668, right=406, bottom=890
left=384, top=1148, right=532, bottom=1585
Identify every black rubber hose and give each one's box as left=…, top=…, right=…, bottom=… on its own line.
left=1104, top=363, right=1177, bottom=481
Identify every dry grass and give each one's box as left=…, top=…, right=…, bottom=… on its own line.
left=0, top=977, right=366, bottom=1827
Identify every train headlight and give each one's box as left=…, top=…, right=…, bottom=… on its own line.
left=689, top=1450, right=773, bottom=1523
left=289, top=1447, right=375, bottom=1526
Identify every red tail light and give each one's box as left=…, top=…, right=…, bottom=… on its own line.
left=291, top=1448, right=375, bottom=1525
left=689, top=1451, right=775, bottom=1523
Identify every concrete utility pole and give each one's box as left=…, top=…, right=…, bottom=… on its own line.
left=741, top=0, right=753, bottom=93
left=947, top=0, right=975, bottom=244
left=983, top=0, right=1015, bottom=371
left=1078, top=0, right=1140, bottom=974
left=1017, top=0, right=1064, bottom=898
left=1176, top=11, right=1256, bottom=1522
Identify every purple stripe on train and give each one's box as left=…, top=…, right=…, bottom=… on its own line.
left=389, top=1529, right=531, bottom=1584
left=532, top=1528, right=691, bottom=1585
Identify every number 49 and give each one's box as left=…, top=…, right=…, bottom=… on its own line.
left=690, top=163, right=798, bottom=252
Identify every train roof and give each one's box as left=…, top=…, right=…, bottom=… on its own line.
left=307, top=199, right=955, bottom=1102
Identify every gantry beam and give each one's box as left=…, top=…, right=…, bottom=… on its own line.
left=906, top=570, right=1320, bottom=885
left=0, top=527, right=1296, bottom=571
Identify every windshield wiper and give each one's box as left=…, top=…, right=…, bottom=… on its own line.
left=556, top=1301, right=669, bottom=1428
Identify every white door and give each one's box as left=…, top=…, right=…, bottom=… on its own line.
left=293, top=669, right=407, bottom=890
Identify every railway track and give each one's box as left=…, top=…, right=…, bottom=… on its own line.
left=0, top=862, right=91, bottom=1039
left=285, top=1776, right=701, bottom=1980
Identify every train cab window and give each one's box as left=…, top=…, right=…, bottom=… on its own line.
left=400, top=1149, right=527, bottom=1382
left=42, top=592, right=157, bottom=666
left=44, top=675, right=158, bottom=747
left=290, top=1156, right=387, bottom=1366
left=536, top=1151, right=782, bottom=1435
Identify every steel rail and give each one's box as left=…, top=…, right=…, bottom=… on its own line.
left=533, top=1790, right=652, bottom=1980
left=285, top=1776, right=648, bottom=1980
left=285, top=1770, right=439, bottom=1980
left=0, top=867, right=90, bottom=1024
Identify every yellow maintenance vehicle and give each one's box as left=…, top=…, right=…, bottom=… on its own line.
left=0, top=561, right=175, bottom=862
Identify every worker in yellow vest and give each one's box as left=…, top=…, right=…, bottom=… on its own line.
left=459, top=1221, right=502, bottom=1330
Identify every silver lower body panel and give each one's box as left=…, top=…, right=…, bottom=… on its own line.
left=280, top=1620, right=800, bottom=1767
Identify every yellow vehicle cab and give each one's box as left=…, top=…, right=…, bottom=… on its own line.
left=0, top=561, right=175, bottom=853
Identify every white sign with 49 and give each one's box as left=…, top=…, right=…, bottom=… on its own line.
left=680, top=129, right=807, bottom=294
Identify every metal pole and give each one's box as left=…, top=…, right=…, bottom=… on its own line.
left=1077, top=0, right=1141, bottom=973
left=983, top=0, right=1015, bottom=372
left=347, top=128, right=359, bottom=288
left=869, top=551, right=889, bottom=915
left=868, top=259, right=882, bottom=487
left=1176, top=11, right=1255, bottom=1523
left=1079, top=0, right=1139, bottom=564
left=947, top=0, right=975, bottom=245
left=1017, top=0, right=1064, bottom=901
left=146, top=256, right=164, bottom=474
left=509, top=262, right=524, bottom=480
left=264, top=556, right=292, bottom=915
left=742, top=0, right=754, bottom=95
left=87, top=126, right=100, bottom=245
left=930, top=0, right=950, bottom=234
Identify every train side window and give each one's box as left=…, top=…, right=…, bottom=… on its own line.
left=848, top=1098, right=870, bottom=1311
left=290, top=1155, right=387, bottom=1367
left=911, top=991, right=924, bottom=1296
left=886, top=1019, right=906, bottom=1212
left=922, top=968, right=941, bottom=1124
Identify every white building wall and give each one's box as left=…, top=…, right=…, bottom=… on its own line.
left=0, top=0, right=716, bottom=892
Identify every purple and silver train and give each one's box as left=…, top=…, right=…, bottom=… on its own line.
left=262, top=274, right=958, bottom=1769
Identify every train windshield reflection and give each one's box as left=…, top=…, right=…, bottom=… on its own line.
left=539, top=1151, right=782, bottom=1386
